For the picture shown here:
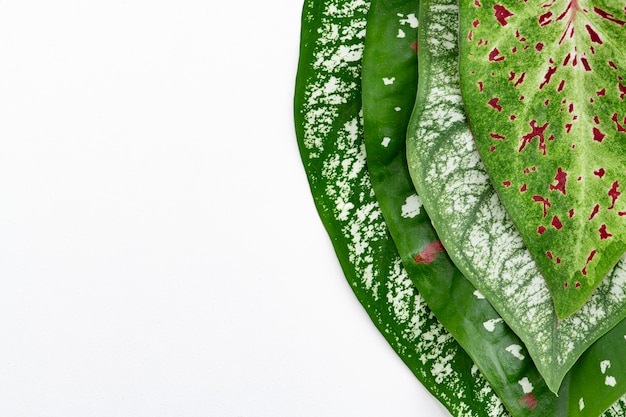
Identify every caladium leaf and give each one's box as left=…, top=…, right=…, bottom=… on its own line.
left=458, top=0, right=626, bottom=319
left=364, top=0, right=626, bottom=415
left=405, top=0, right=626, bottom=394
left=294, top=0, right=509, bottom=415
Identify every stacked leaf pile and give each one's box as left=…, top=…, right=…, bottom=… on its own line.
left=294, top=0, right=626, bottom=415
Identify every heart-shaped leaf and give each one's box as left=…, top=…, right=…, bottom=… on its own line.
left=405, top=0, right=626, bottom=394
left=294, top=0, right=508, bottom=414
left=458, top=0, right=626, bottom=319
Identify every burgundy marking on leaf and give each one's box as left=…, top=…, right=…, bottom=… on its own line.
left=411, top=40, right=419, bottom=53
left=546, top=99, right=551, bottom=106
left=557, top=257, right=561, bottom=264
left=619, top=84, right=626, bottom=100
left=594, top=168, right=606, bottom=178
left=619, top=211, right=626, bottom=216
left=414, top=241, right=446, bottom=265
left=468, top=30, right=473, bottom=41
left=474, top=0, right=482, bottom=7
left=549, top=167, right=567, bottom=194
left=557, top=79, right=566, bottom=92
left=488, top=48, right=505, bottom=62
left=565, top=123, right=572, bottom=133
left=493, top=4, right=514, bottom=26
left=514, top=72, right=526, bottom=87
left=589, top=204, right=600, bottom=220
left=599, top=224, right=613, bottom=239
left=473, top=19, right=480, bottom=27
left=582, top=249, right=598, bottom=276
left=547, top=251, right=554, bottom=260
left=539, top=66, right=558, bottom=89
left=510, top=115, right=517, bottom=120
left=608, top=180, right=621, bottom=209
left=488, top=97, right=503, bottom=111
left=594, top=115, right=601, bottom=124
left=478, top=81, right=484, bottom=92
left=490, top=132, right=506, bottom=140
left=508, top=71, right=516, bottom=81
left=609, top=60, right=618, bottom=70
left=533, top=195, right=551, bottom=217
left=569, top=208, right=575, bottom=218
left=538, top=11, right=553, bottom=26
left=575, top=281, right=581, bottom=288
left=489, top=146, right=496, bottom=152
left=593, top=126, right=606, bottom=142
left=581, top=56, right=592, bottom=71
left=552, top=215, right=563, bottom=230
left=611, top=113, right=626, bottom=132
left=520, top=393, right=537, bottom=410
left=518, top=120, right=549, bottom=154
left=563, top=53, right=571, bottom=66
left=564, top=282, right=569, bottom=288
left=593, top=6, right=626, bottom=26
left=535, top=42, right=544, bottom=51
left=538, top=225, right=546, bottom=234
left=520, top=183, right=527, bottom=192
left=503, top=180, right=512, bottom=187
left=585, top=24, right=603, bottom=44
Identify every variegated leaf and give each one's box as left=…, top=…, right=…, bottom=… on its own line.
left=459, top=0, right=626, bottom=319
left=406, top=0, right=626, bottom=393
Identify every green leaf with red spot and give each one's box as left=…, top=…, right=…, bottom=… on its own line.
left=459, top=0, right=626, bottom=318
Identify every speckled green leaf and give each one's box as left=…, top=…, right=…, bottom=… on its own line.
left=405, top=0, right=626, bottom=394
left=458, top=0, right=626, bottom=319
left=364, top=0, right=626, bottom=415
left=294, top=0, right=508, bottom=415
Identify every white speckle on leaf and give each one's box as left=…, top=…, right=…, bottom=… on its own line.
left=394, top=106, right=401, bottom=111
left=381, top=137, right=391, bottom=147
left=579, top=398, right=585, bottom=410
left=518, top=377, right=533, bottom=394
left=606, top=376, right=617, bottom=387
left=399, top=13, right=418, bottom=28
left=601, top=360, right=611, bottom=374
left=383, top=77, right=395, bottom=85
left=397, top=29, right=406, bottom=38
left=401, top=194, right=422, bottom=218
left=473, top=290, right=485, bottom=299
left=505, top=344, right=525, bottom=361
left=483, top=318, right=502, bottom=332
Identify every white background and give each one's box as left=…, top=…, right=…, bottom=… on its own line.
left=0, top=0, right=450, bottom=415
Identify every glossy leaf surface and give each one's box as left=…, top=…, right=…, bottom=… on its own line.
left=294, top=0, right=507, bottom=415
left=406, top=0, right=626, bottom=394
left=459, top=0, right=626, bottom=319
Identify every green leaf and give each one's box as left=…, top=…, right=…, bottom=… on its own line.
left=405, top=0, right=626, bottom=394
left=294, top=0, right=508, bottom=415
left=458, top=0, right=626, bottom=319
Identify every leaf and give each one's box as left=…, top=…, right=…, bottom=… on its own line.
left=294, top=0, right=509, bottom=415
left=405, top=0, right=626, bottom=394
left=458, top=0, right=626, bottom=319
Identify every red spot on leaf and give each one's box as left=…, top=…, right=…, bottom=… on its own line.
left=520, top=393, right=537, bottom=410
left=474, top=0, right=482, bottom=6
left=502, top=180, right=512, bottom=187
left=547, top=251, right=554, bottom=260
left=565, top=123, right=572, bottom=133
left=488, top=48, right=505, bottom=62
left=493, top=5, right=514, bottom=26
left=569, top=208, right=575, bottom=218
left=520, top=183, right=527, bottom=192
left=514, top=72, right=526, bottom=87
left=581, top=56, right=592, bottom=71
left=549, top=167, right=567, bottom=195
left=582, top=249, right=597, bottom=276
left=557, top=80, right=566, bottom=92
left=411, top=40, right=419, bottom=53
left=473, top=19, right=480, bottom=27
left=538, top=225, right=546, bottom=234
left=488, top=97, right=503, bottom=112
left=612, top=113, right=626, bottom=132
left=593, top=7, right=626, bottom=26
left=533, top=195, right=551, bottom=217
left=478, top=81, right=484, bottom=92
left=619, top=84, right=626, bottom=100
left=539, top=66, right=558, bottom=89
left=594, top=115, right=601, bottom=124
left=609, top=61, right=618, bottom=70
left=519, top=120, right=549, bottom=154
left=593, top=127, right=606, bottom=142
left=510, top=115, right=517, bottom=120
left=552, top=215, right=563, bottom=230
left=563, top=53, right=571, bottom=66
left=599, top=224, right=613, bottom=239
left=490, top=132, right=506, bottom=140
left=589, top=204, right=600, bottom=220
left=489, top=145, right=496, bottom=152
left=585, top=24, right=603, bottom=44
left=538, top=11, right=553, bottom=26
left=535, top=42, right=544, bottom=51
left=414, top=241, right=446, bottom=265
left=594, top=168, right=606, bottom=178
left=608, top=181, right=621, bottom=209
